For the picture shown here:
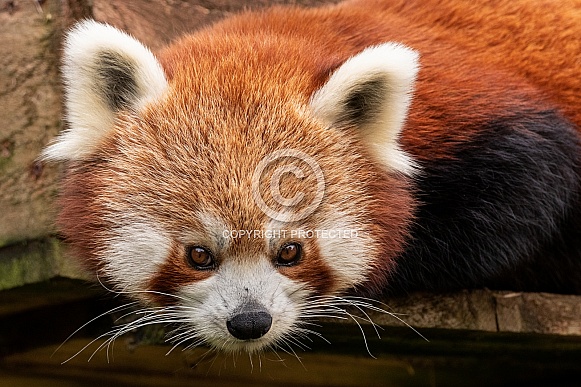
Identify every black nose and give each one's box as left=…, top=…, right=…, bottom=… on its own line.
left=226, top=304, right=272, bottom=340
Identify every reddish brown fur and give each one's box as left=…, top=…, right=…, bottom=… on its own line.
left=160, top=0, right=581, bottom=158
left=148, top=241, right=214, bottom=304
left=277, top=237, right=337, bottom=296
left=58, top=163, right=109, bottom=274
left=58, top=80, right=413, bottom=300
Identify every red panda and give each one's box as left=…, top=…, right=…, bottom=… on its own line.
left=43, top=0, right=581, bottom=354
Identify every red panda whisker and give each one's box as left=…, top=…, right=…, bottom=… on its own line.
left=291, top=321, right=323, bottom=329
left=300, top=313, right=350, bottom=321
left=96, top=273, right=194, bottom=304
left=291, top=327, right=329, bottom=344
left=186, top=346, right=219, bottom=371
left=263, top=349, right=288, bottom=366
left=294, top=295, right=428, bottom=354
left=339, top=309, right=376, bottom=359
left=324, top=301, right=383, bottom=337
left=60, top=329, right=119, bottom=365
left=167, top=326, right=198, bottom=343
left=54, top=301, right=140, bottom=363
left=333, top=295, right=397, bottom=312
left=273, top=340, right=306, bottom=369
left=302, top=294, right=425, bottom=342
left=166, top=334, right=200, bottom=355
left=284, top=328, right=314, bottom=345
left=247, top=352, right=253, bottom=373
left=331, top=297, right=429, bottom=342
left=86, top=306, right=195, bottom=361
left=167, top=320, right=212, bottom=347
left=285, top=336, right=311, bottom=351
left=180, top=337, right=208, bottom=353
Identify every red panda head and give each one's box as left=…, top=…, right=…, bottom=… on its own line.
left=43, top=20, right=417, bottom=354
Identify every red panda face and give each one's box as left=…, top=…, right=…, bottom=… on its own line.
left=43, top=20, right=416, bottom=353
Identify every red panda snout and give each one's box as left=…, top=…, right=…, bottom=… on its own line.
left=226, top=301, right=273, bottom=341
left=171, top=258, right=309, bottom=353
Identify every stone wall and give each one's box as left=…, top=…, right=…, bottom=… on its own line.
left=0, top=0, right=62, bottom=248
left=0, top=0, right=67, bottom=289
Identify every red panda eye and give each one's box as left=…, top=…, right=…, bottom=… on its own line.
left=187, top=246, right=215, bottom=270
left=276, top=243, right=302, bottom=266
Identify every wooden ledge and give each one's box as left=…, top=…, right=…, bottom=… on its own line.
left=347, top=290, right=581, bottom=337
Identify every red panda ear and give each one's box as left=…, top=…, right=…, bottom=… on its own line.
left=41, top=20, right=168, bottom=161
left=310, top=43, right=419, bottom=175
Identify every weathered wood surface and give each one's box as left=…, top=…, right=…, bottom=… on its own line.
left=336, top=290, right=581, bottom=336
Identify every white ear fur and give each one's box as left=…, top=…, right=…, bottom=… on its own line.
left=310, top=43, right=419, bottom=175
left=42, top=20, right=168, bottom=161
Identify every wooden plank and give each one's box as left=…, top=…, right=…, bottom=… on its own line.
left=494, top=292, right=581, bottom=335
left=362, top=290, right=499, bottom=332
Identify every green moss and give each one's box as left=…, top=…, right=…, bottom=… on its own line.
left=0, top=239, right=60, bottom=290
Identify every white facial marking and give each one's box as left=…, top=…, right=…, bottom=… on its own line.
left=192, top=211, right=231, bottom=251
left=103, top=221, right=171, bottom=298
left=314, top=214, right=374, bottom=288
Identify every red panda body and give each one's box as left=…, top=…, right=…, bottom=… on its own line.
left=44, top=0, right=581, bottom=354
